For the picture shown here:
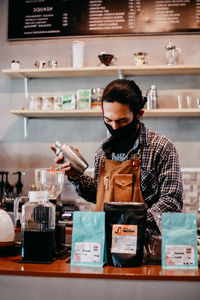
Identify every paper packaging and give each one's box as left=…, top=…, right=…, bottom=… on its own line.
left=71, top=211, right=106, bottom=267
left=77, top=89, right=91, bottom=110
left=104, top=202, right=147, bottom=267
left=162, top=213, right=198, bottom=269
left=62, top=93, right=77, bottom=110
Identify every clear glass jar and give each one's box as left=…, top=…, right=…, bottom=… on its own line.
left=28, top=96, right=42, bottom=110
left=91, top=88, right=103, bottom=111
left=21, top=191, right=55, bottom=262
left=53, top=96, right=62, bottom=110
left=165, top=43, right=181, bottom=65
left=41, top=96, right=54, bottom=110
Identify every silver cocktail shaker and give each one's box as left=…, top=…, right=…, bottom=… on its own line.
left=51, top=141, right=88, bottom=173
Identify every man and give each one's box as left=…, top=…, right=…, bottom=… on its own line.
left=56, top=79, right=183, bottom=241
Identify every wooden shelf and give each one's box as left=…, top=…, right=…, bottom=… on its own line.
left=5, top=65, right=200, bottom=138
left=3, top=64, right=200, bottom=79
left=10, top=108, right=200, bottom=118
left=144, top=108, right=200, bottom=117
left=9, top=109, right=103, bottom=117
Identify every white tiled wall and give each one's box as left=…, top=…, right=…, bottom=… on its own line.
left=181, top=168, right=200, bottom=212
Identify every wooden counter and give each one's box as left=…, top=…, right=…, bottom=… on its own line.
left=0, top=255, right=200, bottom=300
left=0, top=255, right=199, bottom=281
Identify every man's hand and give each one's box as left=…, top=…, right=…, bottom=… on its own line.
left=54, top=155, right=78, bottom=178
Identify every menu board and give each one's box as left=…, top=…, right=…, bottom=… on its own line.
left=8, top=0, right=200, bottom=40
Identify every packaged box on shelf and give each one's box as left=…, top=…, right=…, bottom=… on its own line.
left=62, top=93, right=77, bottom=110
left=77, top=89, right=91, bottom=110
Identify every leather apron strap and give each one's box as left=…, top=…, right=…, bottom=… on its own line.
left=96, top=150, right=144, bottom=211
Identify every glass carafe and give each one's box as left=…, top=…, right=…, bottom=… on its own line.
left=165, top=43, right=181, bottom=65
left=21, top=191, right=55, bottom=263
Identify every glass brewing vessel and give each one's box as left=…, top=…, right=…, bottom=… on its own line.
left=21, top=191, right=55, bottom=262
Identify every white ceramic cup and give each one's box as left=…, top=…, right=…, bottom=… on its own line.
left=72, top=41, right=85, bottom=68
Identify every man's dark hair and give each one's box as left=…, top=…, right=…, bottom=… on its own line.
left=102, top=79, right=147, bottom=114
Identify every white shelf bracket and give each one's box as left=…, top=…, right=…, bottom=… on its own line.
left=118, top=69, right=125, bottom=79
left=23, top=76, right=30, bottom=138
left=24, top=116, right=29, bottom=139
left=24, top=77, right=30, bottom=100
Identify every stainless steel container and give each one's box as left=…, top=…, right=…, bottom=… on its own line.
left=146, top=85, right=157, bottom=110
left=51, top=141, right=88, bottom=173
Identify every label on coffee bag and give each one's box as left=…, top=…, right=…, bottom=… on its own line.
left=111, top=224, right=137, bottom=254
left=165, top=244, right=195, bottom=266
left=74, top=242, right=101, bottom=263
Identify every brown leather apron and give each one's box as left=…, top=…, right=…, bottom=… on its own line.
left=96, top=150, right=144, bottom=211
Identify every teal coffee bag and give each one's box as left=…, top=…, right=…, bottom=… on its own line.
left=162, top=213, right=198, bottom=269
left=71, top=211, right=106, bottom=267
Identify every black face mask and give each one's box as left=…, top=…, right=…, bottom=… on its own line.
left=104, top=116, right=139, bottom=141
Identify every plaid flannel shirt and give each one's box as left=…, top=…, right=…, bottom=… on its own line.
left=69, top=122, right=183, bottom=241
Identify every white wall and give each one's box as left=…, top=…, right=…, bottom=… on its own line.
left=0, top=0, right=200, bottom=195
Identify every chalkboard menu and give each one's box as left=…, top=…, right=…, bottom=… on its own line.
left=8, top=0, right=200, bottom=40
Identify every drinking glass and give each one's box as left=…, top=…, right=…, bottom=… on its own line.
left=197, top=98, right=200, bottom=109
left=186, top=96, right=192, bottom=109
left=177, top=95, right=183, bottom=109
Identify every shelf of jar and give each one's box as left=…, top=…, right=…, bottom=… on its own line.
left=10, top=109, right=103, bottom=117
left=3, top=64, right=200, bottom=79
left=9, top=108, right=200, bottom=118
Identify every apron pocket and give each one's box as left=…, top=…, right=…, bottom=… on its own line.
left=114, top=174, right=133, bottom=202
